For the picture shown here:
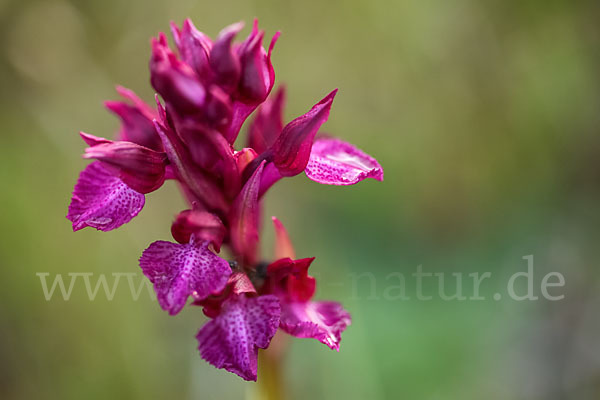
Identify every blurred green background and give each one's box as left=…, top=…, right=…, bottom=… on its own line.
left=1, top=0, right=600, bottom=398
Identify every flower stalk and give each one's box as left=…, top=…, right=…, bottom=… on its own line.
left=251, top=336, right=288, bottom=400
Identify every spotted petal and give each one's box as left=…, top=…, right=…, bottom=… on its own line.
left=280, top=300, right=351, bottom=351
left=139, top=237, right=231, bottom=315
left=305, top=137, right=383, bottom=185
left=196, top=294, right=280, bottom=381
left=67, top=161, right=145, bottom=232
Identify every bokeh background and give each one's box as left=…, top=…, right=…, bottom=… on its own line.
left=1, top=0, right=600, bottom=398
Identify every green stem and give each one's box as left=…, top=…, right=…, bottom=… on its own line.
left=248, top=332, right=288, bottom=400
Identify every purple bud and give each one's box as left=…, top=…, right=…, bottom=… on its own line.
left=221, top=23, right=279, bottom=144
left=150, top=34, right=206, bottom=115
left=237, top=20, right=279, bottom=103
left=209, top=22, right=243, bottom=93
left=170, top=19, right=213, bottom=79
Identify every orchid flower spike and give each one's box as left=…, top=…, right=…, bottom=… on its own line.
left=67, top=19, right=383, bottom=382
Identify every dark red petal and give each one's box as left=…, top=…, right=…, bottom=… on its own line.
left=265, top=256, right=315, bottom=302
left=171, top=209, right=226, bottom=251
left=286, top=257, right=316, bottom=302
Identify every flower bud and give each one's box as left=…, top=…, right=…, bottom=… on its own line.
left=150, top=33, right=206, bottom=115
left=210, top=22, right=243, bottom=93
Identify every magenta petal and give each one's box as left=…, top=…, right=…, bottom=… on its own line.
left=79, top=132, right=111, bottom=147
left=305, top=137, right=384, bottom=185
left=83, top=140, right=167, bottom=194
left=279, top=300, right=351, bottom=351
left=196, top=294, right=280, bottom=381
left=67, top=161, right=145, bottom=232
left=139, top=237, right=231, bottom=315
left=272, top=89, right=337, bottom=177
left=105, top=100, right=159, bottom=149
left=105, top=86, right=162, bottom=151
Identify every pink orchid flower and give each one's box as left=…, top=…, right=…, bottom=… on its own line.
left=67, top=19, right=383, bottom=381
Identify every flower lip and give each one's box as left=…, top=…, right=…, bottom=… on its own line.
left=305, top=137, right=384, bottom=185
left=196, top=293, right=280, bottom=381
left=139, top=236, right=232, bottom=315
left=67, top=161, right=146, bottom=232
